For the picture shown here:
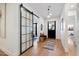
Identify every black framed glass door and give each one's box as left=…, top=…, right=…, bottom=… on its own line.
left=48, top=21, right=56, bottom=39
left=20, top=4, right=33, bottom=54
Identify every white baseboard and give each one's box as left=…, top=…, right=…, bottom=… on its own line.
left=0, top=48, right=12, bottom=56
left=0, top=48, right=20, bottom=56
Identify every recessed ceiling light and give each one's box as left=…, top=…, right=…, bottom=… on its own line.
left=70, top=4, right=75, bottom=8
left=49, top=13, right=52, bottom=16
left=47, top=15, right=50, bottom=18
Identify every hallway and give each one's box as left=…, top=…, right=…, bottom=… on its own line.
left=0, top=3, right=78, bottom=56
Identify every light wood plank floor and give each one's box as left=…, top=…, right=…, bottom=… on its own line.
left=0, top=50, right=8, bottom=56
left=0, top=39, right=76, bottom=56
left=21, top=39, right=66, bottom=56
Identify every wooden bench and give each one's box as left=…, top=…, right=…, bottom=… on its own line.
left=39, top=33, right=47, bottom=42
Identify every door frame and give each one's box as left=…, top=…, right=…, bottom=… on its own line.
left=33, top=23, right=37, bottom=37
left=48, top=21, right=56, bottom=39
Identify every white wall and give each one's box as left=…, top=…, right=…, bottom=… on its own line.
left=0, top=4, right=6, bottom=38
left=60, top=4, right=68, bottom=52
left=37, top=18, right=45, bottom=37
left=60, top=3, right=77, bottom=53
left=0, top=3, right=20, bottom=56
left=60, top=5, right=67, bottom=52
left=76, top=4, right=79, bottom=55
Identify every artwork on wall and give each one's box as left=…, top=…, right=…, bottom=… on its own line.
left=41, top=24, right=43, bottom=31
left=61, top=18, right=64, bottom=31
left=68, top=25, right=74, bottom=31
left=0, top=4, right=6, bottom=38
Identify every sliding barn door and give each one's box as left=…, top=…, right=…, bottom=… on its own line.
left=20, top=5, right=33, bottom=54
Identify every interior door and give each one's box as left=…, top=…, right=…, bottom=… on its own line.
left=20, top=5, right=33, bottom=54
left=48, top=21, right=56, bottom=39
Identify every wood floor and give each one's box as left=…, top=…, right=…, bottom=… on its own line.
left=0, top=50, right=7, bottom=56
left=21, top=39, right=66, bottom=56
left=0, top=38, right=76, bottom=56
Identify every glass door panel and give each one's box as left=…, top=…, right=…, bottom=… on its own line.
left=29, top=34, right=32, bottom=39
left=29, top=21, right=32, bottom=26
left=22, top=43, right=27, bottom=52
left=22, top=35, right=26, bottom=43
left=26, top=19, right=30, bottom=26
left=27, top=12, right=30, bottom=19
left=29, top=14, right=32, bottom=20
left=22, top=27, right=27, bottom=34
left=26, top=27, right=30, bottom=33
left=29, top=40, right=32, bottom=47
left=20, top=5, right=33, bottom=54
left=22, top=17, right=26, bottom=26
left=29, top=27, right=32, bottom=33
left=27, top=41, right=30, bottom=49
left=21, top=8, right=27, bottom=17
left=27, top=34, right=30, bottom=41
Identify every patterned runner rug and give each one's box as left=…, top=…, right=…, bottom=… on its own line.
left=43, top=39, right=55, bottom=50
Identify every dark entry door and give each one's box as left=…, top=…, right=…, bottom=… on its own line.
left=48, top=21, right=56, bottom=39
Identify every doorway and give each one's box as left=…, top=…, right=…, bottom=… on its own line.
left=33, top=23, right=37, bottom=40
left=48, top=21, right=56, bottom=39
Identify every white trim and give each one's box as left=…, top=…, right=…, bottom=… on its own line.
left=0, top=47, right=19, bottom=56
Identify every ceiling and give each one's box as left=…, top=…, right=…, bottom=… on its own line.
left=27, top=3, right=65, bottom=18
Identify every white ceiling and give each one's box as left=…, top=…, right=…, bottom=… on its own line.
left=27, top=3, right=65, bottom=18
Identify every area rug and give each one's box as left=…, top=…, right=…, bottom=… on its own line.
left=43, top=40, right=55, bottom=50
